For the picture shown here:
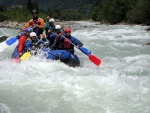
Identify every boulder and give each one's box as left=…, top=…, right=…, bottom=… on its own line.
left=146, top=42, right=150, bottom=45
left=0, top=36, right=8, bottom=42
left=145, top=27, right=150, bottom=31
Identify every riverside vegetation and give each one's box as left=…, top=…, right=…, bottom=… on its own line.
left=0, top=0, right=149, bottom=25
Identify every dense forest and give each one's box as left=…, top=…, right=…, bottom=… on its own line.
left=92, top=0, right=150, bottom=24
left=0, top=0, right=93, bottom=10
left=0, top=0, right=149, bottom=25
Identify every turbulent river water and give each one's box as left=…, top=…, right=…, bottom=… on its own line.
left=0, top=21, right=150, bottom=113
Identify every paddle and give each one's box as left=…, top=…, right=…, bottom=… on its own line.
left=6, top=36, right=18, bottom=46
left=20, top=52, right=31, bottom=61
left=79, top=47, right=91, bottom=55
left=89, top=55, right=101, bottom=66
left=61, top=35, right=101, bottom=66
left=80, top=47, right=101, bottom=66
left=6, top=31, right=25, bottom=46
left=6, top=27, right=33, bottom=46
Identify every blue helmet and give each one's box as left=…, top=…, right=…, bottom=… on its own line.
left=25, top=28, right=32, bottom=32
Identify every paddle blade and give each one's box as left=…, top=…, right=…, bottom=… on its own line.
left=89, top=55, right=101, bottom=66
left=80, top=47, right=92, bottom=55
left=20, top=52, right=31, bottom=61
left=6, top=37, right=17, bottom=46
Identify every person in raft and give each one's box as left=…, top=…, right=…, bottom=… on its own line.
left=60, top=28, right=81, bottom=54
left=11, top=27, right=32, bottom=59
left=22, top=9, right=44, bottom=36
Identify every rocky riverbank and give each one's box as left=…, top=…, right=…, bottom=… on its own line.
left=0, top=20, right=75, bottom=43
left=0, top=20, right=75, bottom=30
left=0, top=21, right=25, bottom=29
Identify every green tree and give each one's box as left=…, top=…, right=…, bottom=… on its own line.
left=47, top=8, right=53, bottom=17
left=91, top=0, right=141, bottom=24
left=0, top=12, right=7, bottom=22
left=0, top=6, right=5, bottom=12
left=26, top=0, right=33, bottom=12
left=60, top=9, right=82, bottom=20
left=5, top=7, right=31, bottom=22
left=33, top=1, right=39, bottom=11
left=101, top=0, right=127, bottom=24
left=91, top=5, right=102, bottom=21
left=127, top=0, right=150, bottom=24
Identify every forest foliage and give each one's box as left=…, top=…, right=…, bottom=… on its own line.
left=0, top=0, right=149, bottom=24
left=92, top=0, right=150, bottom=24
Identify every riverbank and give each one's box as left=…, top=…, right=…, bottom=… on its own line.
left=1, top=20, right=150, bottom=31
left=0, top=20, right=75, bottom=30
left=0, top=21, right=25, bottom=29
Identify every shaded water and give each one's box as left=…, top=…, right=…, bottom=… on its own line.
left=0, top=21, right=150, bottom=113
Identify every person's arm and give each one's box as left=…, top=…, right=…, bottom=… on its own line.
left=22, top=20, right=32, bottom=30
left=71, top=36, right=81, bottom=47
left=38, top=18, right=44, bottom=28
left=44, top=20, right=49, bottom=29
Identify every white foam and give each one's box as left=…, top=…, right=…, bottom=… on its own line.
left=0, top=22, right=150, bottom=113
left=0, top=103, right=11, bottom=113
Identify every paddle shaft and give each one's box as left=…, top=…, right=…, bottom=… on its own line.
left=52, top=32, right=79, bottom=48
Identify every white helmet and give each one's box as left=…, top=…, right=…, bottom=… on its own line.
left=49, top=18, right=55, bottom=22
left=30, top=32, right=37, bottom=37
left=55, top=25, right=61, bottom=29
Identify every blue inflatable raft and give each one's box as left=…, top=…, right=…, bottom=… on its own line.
left=12, top=47, right=80, bottom=67
left=46, top=50, right=80, bottom=67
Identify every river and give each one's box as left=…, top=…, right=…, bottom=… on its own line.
left=0, top=21, right=150, bottom=113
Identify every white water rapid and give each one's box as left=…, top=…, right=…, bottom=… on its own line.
left=0, top=21, right=150, bottom=113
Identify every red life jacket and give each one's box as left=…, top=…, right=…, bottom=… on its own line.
left=30, top=19, right=38, bottom=26
left=63, top=38, right=71, bottom=48
left=18, top=35, right=28, bottom=53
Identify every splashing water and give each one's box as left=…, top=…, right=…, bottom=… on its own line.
left=0, top=22, right=150, bottom=113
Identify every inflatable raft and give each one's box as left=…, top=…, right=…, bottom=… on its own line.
left=12, top=47, right=80, bottom=67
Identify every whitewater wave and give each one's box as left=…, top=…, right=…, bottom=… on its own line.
left=0, top=22, right=150, bottom=113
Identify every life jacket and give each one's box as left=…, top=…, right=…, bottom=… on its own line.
left=17, top=34, right=28, bottom=53
left=63, top=36, right=75, bottom=54
left=63, top=38, right=71, bottom=49
left=26, top=37, right=38, bottom=47
left=26, top=37, right=31, bottom=40
left=30, top=18, right=39, bottom=26
left=54, top=33, right=63, bottom=49
left=22, top=17, right=44, bottom=30
left=17, top=32, right=25, bottom=39
left=24, top=37, right=39, bottom=52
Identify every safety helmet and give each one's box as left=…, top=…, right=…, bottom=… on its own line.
left=32, top=9, right=38, bottom=14
left=30, top=32, right=37, bottom=37
left=65, top=28, right=71, bottom=33
left=25, top=27, right=32, bottom=32
left=49, top=18, right=55, bottom=23
left=55, top=25, right=61, bottom=29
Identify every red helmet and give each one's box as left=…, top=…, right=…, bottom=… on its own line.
left=65, top=28, right=71, bottom=33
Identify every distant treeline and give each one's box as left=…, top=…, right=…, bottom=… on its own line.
left=0, top=0, right=149, bottom=25
left=92, top=0, right=150, bottom=24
